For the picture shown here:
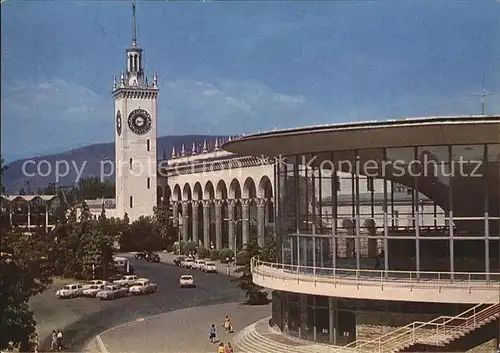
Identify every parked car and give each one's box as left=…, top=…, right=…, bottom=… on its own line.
left=83, top=284, right=106, bottom=297
left=96, top=284, right=129, bottom=300
left=113, top=275, right=140, bottom=287
left=129, top=279, right=158, bottom=295
left=181, top=258, right=195, bottom=269
left=83, top=280, right=109, bottom=289
left=135, top=251, right=148, bottom=260
left=203, top=262, right=218, bottom=273
left=192, top=259, right=205, bottom=270
left=56, top=284, right=84, bottom=299
left=146, top=253, right=160, bottom=263
left=179, top=275, right=195, bottom=288
left=173, top=256, right=185, bottom=266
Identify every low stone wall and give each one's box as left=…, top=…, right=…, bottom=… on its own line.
left=356, top=310, right=436, bottom=342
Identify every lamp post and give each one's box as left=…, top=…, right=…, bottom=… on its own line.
left=224, top=218, right=248, bottom=254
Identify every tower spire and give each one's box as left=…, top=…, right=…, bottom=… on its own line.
left=132, top=1, right=137, bottom=48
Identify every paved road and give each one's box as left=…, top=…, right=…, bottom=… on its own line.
left=31, top=254, right=245, bottom=351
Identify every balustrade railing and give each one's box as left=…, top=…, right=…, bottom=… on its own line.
left=251, top=257, right=500, bottom=288
left=343, top=300, right=500, bottom=352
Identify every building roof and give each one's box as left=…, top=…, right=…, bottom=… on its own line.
left=1, top=195, right=59, bottom=202
left=222, top=115, right=500, bottom=157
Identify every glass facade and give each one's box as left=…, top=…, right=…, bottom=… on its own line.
left=275, top=144, right=500, bottom=274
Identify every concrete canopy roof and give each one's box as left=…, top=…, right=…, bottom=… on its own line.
left=223, top=116, right=500, bottom=157
left=1, top=195, right=59, bottom=203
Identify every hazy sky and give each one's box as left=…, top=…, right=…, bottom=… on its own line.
left=2, top=0, right=499, bottom=162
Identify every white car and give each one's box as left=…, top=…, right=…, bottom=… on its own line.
left=193, top=259, right=205, bottom=270
left=83, top=280, right=108, bottom=289
left=56, top=284, right=84, bottom=298
left=203, top=262, right=218, bottom=273
left=129, top=279, right=158, bottom=295
left=182, top=258, right=195, bottom=269
left=83, top=284, right=106, bottom=297
left=113, top=275, right=140, bottom=287
left=179, top=275, right=195, bottom=288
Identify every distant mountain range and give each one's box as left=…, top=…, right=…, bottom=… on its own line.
left=3, top=135, right=225, bottom=194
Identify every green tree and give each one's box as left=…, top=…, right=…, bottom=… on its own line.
left=260, top=233, right=277, bottom=263
left=76, top=177, right=115, bottom=201
left=0, top=157, right=6, bottom=194
left=1, top=228, right=53, bottom=351
left=153, top=205, right=176, bottom=249
left=233, top=233, right=269, bottom=305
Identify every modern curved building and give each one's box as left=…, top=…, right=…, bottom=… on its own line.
left=223, top=116, right=500, bottom=352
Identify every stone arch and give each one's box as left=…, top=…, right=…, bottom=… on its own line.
left=182, top=183, right=192, bottom=201
left=242, top=177, right=257, bottom=199
left=229, top=178, right=242, bottom=199
left=216, top=180, right=228, bottom=199
left=193, top=182, right=203, bottom=201
left=204, top=181, right=215, bottom=200
left=257, top=175, right=273, bottom=199
left=260, top=176, right=274, bottom=225
left=172, top=184, right=182, bottom=202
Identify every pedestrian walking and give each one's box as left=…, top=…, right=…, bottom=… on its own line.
left=225, top=342, right=233, bottom=353
left=209, top=324, right=216, bottom=344
left=50, top=330, right=57, bottom=351
left=56, top=330, right=63, bottom=350
left=217, top=342, right=225, bottom=353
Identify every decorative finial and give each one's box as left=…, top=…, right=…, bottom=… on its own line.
left=171, top=145, right=176, bottom=159
left=153, top=72, right=158, bottom=88
left=228, top=136, right=232, bottom=142
left=214, top=138, right=220, bottom=151
left=132, top=1, right=137, bottom=48
left=145, top=76, right=148, bottom=86
left=113, top=74, right=117, bottom=89
left=191, top=141, right=197, bottom=155
left=162, top=148, right=167, bottom=161
left=181, top=144, right=186, bottom=157
left=202, top=139, right=208, bottom=153
left=120, top=72, right=125, bottom=87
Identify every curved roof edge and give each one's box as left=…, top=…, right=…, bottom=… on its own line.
left=223, top=115, right=500, bottom=156
left=1, top=195, right=59, bottom=202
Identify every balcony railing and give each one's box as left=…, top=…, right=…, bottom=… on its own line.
left=344, top=300, right=500, bottom=352
left=251, top=257, right=500, bottom=290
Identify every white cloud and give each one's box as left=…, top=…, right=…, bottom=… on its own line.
left=1, top=79, right=111, bottom=161
left=159, top=78, right=323, bottom=135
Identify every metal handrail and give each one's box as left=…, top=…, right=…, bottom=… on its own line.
left=251, top=258, right=500, bottom=286
left=344, top=300, right=500, bottom=352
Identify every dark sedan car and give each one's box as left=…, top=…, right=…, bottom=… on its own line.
left=173, top=256, right=185, bottom=266
left=146, top=253, right=161, bottom=263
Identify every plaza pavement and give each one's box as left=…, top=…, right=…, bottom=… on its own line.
left=98, top=302, right=271, bottom=353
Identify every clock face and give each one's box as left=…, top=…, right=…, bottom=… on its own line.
left=128, top=109, right=152, bottom=135
left=116, top=111, right=122, bottom=136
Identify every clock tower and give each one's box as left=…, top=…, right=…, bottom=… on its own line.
left=113, top=2, right=158, bottom=222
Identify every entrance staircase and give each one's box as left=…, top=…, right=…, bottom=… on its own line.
left=345, top=300, right=500, bottom=353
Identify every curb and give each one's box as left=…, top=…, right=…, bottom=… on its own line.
left=95, top=335, right=107, bottom=353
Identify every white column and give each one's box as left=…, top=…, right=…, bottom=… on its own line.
left=192, top=201, right=199, bottom=245
left=203, top=201, right=210, bottom=248
left=241, top=199, right=250, bottom=245
left=45, top=202, right=49, bottom=232
left=215, top=200, right=223, bottom=249
left=27, top=202, right=31, bottom=228
left=256, top=198, right=266, bottom=246
left=227, top=200, right=236, bottom=251
left=182, top=201, right=189, bottom=243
